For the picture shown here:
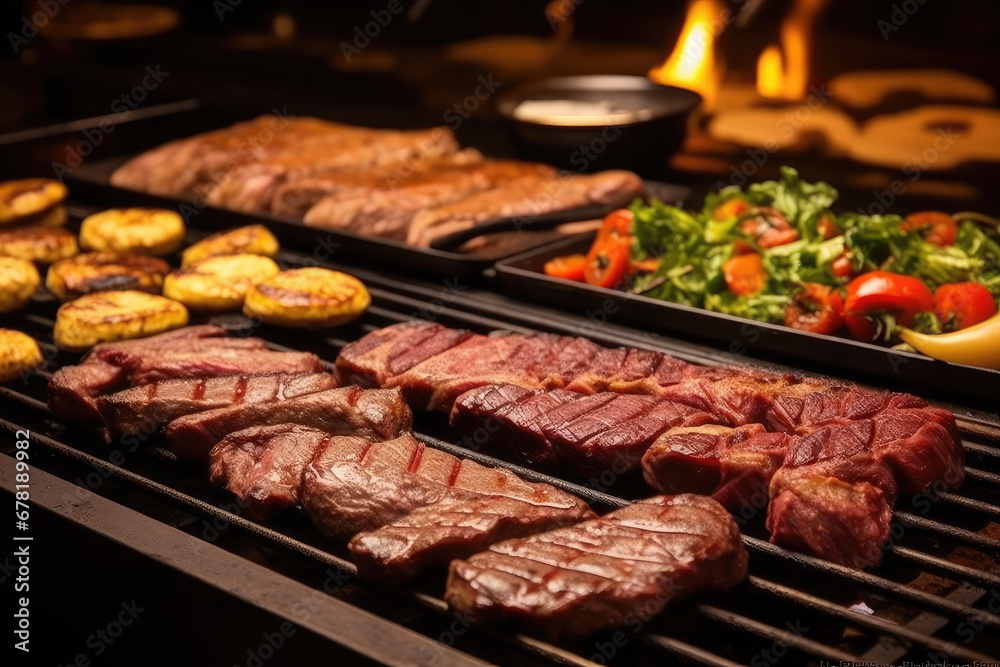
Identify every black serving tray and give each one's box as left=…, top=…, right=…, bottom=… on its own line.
left=495, top=235, right=1000, bottom=404
left=60, top=103, right=674, bottom=279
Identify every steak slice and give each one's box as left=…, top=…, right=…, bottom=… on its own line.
left=445, top=494, right=748, bottom=639
left=98, top=372, right=337, bottom=439
left=405, top=170, right=644, bottom=247
left=335, top=321, right=474, bottom=388
left=298, top=431, right=594, bottom=578
left=300, top=433, right=455, bottom=539
left=350, top=489, right=595, bottom=584
left=273, top=150, right=485, bottom=219
left=451, top=384, right=720, bottom=476
left=164, top=386, right=412, bottom=461
left=208, top=424, right=332, bottom=519
left=766, top=407, right=963, bottom=567
left=48, top=325, right=232, bottom=421
left=641, top=424, right=793, bottom=513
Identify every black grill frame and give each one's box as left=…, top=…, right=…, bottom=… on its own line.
left=2, top=232, right=999, bottom=667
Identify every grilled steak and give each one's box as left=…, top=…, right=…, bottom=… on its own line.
left=766, top=408, right=963, bottom=567
left=298, top=431, right=594, bottom=578
left=98, top=372, right=337, bottom=440
left=336, top=322, right=834, bottom=416
left=445, top=494, right=748, bottom=639
left=164, top=386, right=411, bottom=460
left=299, top=434, right=425, bottom=539
left=349, top=490, right=595, bottom=584
left=206, top=126, right=459, bottom=213
left=50, top=332, right=324, bottom=422
left=272, top=149, right=485, bottom=219
left=208, top=424, right=332, bottom=519
left=300, top=158, right=557, bottom=239
left=111, top=116, right=358, bottom=199
left=450, top=383, right=718, bottom=475
left=48, top=325, right=233, bottom=420
left=405, top=170, right=644, bottom=247
left=643, top=406, right=963, bottom=567
left=641, top=423, right=793, bottom=510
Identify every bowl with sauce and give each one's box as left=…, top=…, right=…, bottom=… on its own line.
left=496, top=75, right=701, bottom=174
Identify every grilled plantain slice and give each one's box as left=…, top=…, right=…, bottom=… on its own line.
left=181, top=224, right=280, bottom=267
left=0, top=329, right=43, bottom=383
left=54, top=290, right=189, bottom=352
left=243, top=267, right=370, bottom=328
left=0, top=257, right=40, bottom=313
left=46, top=253, right=170, bottom=301
left=163, top=254, right=280, bottom=312
left=0, top=178, right=69, bottom=227
left=0, top=226, right=79, bottom=264
left=80, top=207, right=186, bottom=256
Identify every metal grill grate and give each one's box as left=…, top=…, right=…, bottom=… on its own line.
left=2, top=260, right=999, bottom=667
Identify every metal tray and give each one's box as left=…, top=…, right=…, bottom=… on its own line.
left=495, top=235, right=1000, bottom=405
left=59, top=104, right=659, bottom=279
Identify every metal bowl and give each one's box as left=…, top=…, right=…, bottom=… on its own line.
left=496, top=75, right=701, bottom=174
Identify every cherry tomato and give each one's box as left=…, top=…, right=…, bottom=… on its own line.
left=832, top=254, right=854, bottom=279
left=713, top=199, right=751, bottom=221
left=785, top=283, right=845, bottom=334
left=584, top=235, right=631, bottom=289
left=843, top=271, right=935, bottom=340
left=816, top=214, right=840, bottom=240
left=740, top=207, right=800, bottom=249
left=724, top=253, right=766, bottom=296
left=543, top=254, right=587, bottom=281
left=934, top=282, right=997, bottom=330
left=901, top=211, right=958, bottom=247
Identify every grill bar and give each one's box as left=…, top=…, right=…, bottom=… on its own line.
left=694, top=604, right=859, bottom=664
left=747, top=576, right=997, bottom=664
left=4, top=260, right=999, bottom=666
left=894, top=512, right=1000, bottom=554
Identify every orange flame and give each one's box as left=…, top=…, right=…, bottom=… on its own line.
left=756, top=0, right=828, bottom=100
left=649, top=0, right=726, bottom=109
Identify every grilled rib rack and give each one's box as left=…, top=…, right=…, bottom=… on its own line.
left=2, top=247, right=999, bottom=667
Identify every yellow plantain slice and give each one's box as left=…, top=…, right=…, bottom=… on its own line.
left=243, top=267, right=370, bottom=328
left=0, top=329, right=43, bottom=383
left=0, top=226, right=79, bottom=264
left=0, top=257, right=40, bottom=313
left=163, top=254, right=280, bottom=312
left=46, top=253, right=170, bottom=301
left=0, top=179, right=69, bottom=227
left=181, top=224, right=280, bottom=267
left=80, top=207, right=186, bottom=256
left=54, top=290, right=189, bottom=352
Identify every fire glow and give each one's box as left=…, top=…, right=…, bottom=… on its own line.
left=756, top=0, right=828, bottom=100
left=648, top=0, right=725, bottom=109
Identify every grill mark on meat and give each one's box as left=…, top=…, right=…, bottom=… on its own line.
left=447, top=459, right=462, bottom=487
left=444, top=495, right=748, bottom=639
left=408, top=441, right=425, bottom=474
left=165, top=386, right=412, bottom=461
